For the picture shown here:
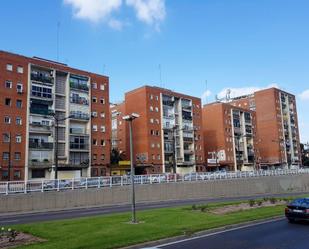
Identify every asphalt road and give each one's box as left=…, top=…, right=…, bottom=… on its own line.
left=157, top=219, right=309, bottom=249
left=0, top=192, right=307, bottom=226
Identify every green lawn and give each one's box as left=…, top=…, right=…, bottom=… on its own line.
left=12, top=200, right=288, bottom=249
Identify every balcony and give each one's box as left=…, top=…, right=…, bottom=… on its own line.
left=70, top=143, right=89, bottom=151
left=70, top=111, right=90, bottom=121
left=70, top=97, right=89, bottom=106
left=70, top=81, right=89, bottom=92
left=28, top=159, right=52, bottom=168
left=70, top=128, right=89, bottom=135
left=184, top=149, right=194, bottom=154
left=69, top=159, right=90, bottom=167
left=30, top=107, right=54, bottom=116
left=31, top=72, right=53, bottom=84
left=29, top=123, right=52, bottom=133
left=29, top=141, right=53, bottom=150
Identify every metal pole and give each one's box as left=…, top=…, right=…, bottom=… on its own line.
left=129, top=120, right=136, bottom=223
left=8, top=132, right=12, bottom=181
left=237, top=136, right=240, bottom=171
left=172, top=126, right=177, bottom=174
left=54, top=118, right=59, bottom=180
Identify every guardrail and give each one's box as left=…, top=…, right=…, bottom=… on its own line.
left=1, top=169, right=308, bottom=195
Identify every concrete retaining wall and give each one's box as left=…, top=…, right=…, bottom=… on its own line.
left=1, top=175, right=309, bottom=213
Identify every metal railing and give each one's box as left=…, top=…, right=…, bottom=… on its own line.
left=1, top=168, right=309, bottom=195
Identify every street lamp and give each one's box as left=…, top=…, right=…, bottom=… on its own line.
left=123, top=112, right=140, bottom=224
left=50, top=113, right=73, bottom=180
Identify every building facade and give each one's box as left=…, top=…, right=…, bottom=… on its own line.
left=202, top=102, right=258, bottom=171
left=115, top=86, right=205, bottom=175
left=0, top=51, right=110, bottom=181
left=230, top=87, right=301, bottom=169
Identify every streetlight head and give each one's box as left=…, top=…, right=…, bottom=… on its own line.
left=131, top=113, right=140, bottom=119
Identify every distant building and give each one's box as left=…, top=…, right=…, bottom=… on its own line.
left=0, top=50, right=110, bottom=181
left=111, top=85, right=205, bottom=175
left=202, top=102, right=258, bottom=171
left=230, top=87, right=301, bottom=169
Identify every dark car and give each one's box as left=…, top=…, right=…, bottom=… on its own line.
left=285, top=198, right=309, bottom=223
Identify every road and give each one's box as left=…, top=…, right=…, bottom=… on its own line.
left=157, top=219, right=309, bottom=249
left=0, top=192, right=307, bottom=225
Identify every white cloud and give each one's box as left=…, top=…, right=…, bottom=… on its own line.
left=201, top=90, right=212, bottom=104
left=108, top=18, right=124, bottom=30
left=217, top=83, right=279, bottom=100
left=64, top=0, right=166, bottom=30
left=126, top=0, right=166, bottom=30
left=64, top=0, right=122, bottom=23
left=299, top=89, right=309, bottom=101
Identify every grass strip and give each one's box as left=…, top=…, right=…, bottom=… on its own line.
left=10, top=198, right=294, bottom=249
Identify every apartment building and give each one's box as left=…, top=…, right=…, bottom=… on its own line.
left=0, top=51, right=110, bottom=181
left=202, top=102, right=258, bottom=171
left=117, top=86, right=205, bottom=175
left=229, top=87, right=301, bottom=169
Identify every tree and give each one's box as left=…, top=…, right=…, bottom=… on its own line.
left=301, top=143, right=309, bottom=166
left=111, top=148, right=121, bottom=165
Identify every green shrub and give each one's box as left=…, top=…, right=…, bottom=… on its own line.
left=248, top=199, right=256, bottom=207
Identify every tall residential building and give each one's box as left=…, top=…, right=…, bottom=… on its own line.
left=230, top=87, right=301, bottom=168
left=0, top=51, right=110, bottom=181
left=115, top=85, right=205, bottom=175
left=202, top=102, right=258, bottom=171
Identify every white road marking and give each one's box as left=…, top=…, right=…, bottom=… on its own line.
left=157, top=217, right=285, bottom=248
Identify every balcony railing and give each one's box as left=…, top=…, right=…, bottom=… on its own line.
left=70, top=81, right=89, bottom=91
left=70, top=128, right=89, bottom=135
left=29, top=142, right=53, bottom=150
left=28, top=159, right=52, bottom=168
left=70, top=112, right=90, bottom=120
left=31, top=72, right=53, bottom=84
left=70, top=143, right=89, bottom=150
left=70, top=97, right=89, bottom=106
left=29, top=123, right=52, bottom=133
left=30, top=108, right=54, bottom=116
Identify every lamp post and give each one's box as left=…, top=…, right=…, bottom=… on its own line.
left=123, top=113, right=140, bottom=224
left=51, top=113, right=73, bottom=179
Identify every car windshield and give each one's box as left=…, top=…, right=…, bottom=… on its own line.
left=290, top=198, right=309, bottom=207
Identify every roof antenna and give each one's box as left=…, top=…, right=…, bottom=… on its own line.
left=57, top=21, right=60, bottom=61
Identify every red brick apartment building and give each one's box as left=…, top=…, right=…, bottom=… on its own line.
left=0, top=51, right=110, bottom=181
left=202, top=102, right=259, bottom=171
left=230, top=87, right=301, bottom=169
left=111, top=86, right=205, bottom=175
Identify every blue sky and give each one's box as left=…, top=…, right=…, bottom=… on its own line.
left=1, top=0, right=309, bottom=142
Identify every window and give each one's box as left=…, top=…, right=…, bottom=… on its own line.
left=157, top=154, right=161, bottom=160
left=100, top=98, right=105, bottom=104
left=93, top=139, right=97, bottom=145
left=155, top=107, right=159, bottom=112
left=16, top=117, right=22, bottom=125
left=16, top=135, right=22, bottom=143
left=2, top=152, right=9, bottom=160
left=155, top=119, right=160, bottom=124
left=31, top=85, right=52, bottom=98
left=100, top=139, right=105, bottom=146
left=100, top=84, right=105, bottom=90
left=17, top=66, right=23, bottom=74
left=4, top=116, right=11, bottom=124
left=100, top=126, right=106, bottom=132
left=150, top=118, right=154, bottom=123
left=17, top=83, right=23, bottom=93
left=157, top=143, right=160, bottom=148
left=2, top=170, right=8, bottom=180
left=92, top=97, right=97, bottom=103
left=101, top=154, right=105, bottom=160
left=5, top=98, right=11, bottom=106
left=93, top=154, right=97, bottom=160
left=5, top=80, right=12, bottom=88
left=6, top=64, right=13, bottom=71
left=92, top=111, right=97, bottom=117
left=150, top=106, right=154, bottom=111
left=92, top=83, right=97, bottom=89
left=32, top=169, right=45, bottom=178
left=92, top=125, right=98, bottom=131
left=16, top=100, right=22, bottom=108
left=150, top=94, right=153, bottom=100
left=14, top=170, right=21, bottom=179
left=14, top=152, right=21, bottom=160
left=3, top=133, right=10, bottom=142
left=151, top=143, right=155, bottom=148
left=152, top=154, right=155, bottom=160
left=100, top=112, right=105, bottom=118
left=155, top=96, right=159, bottom=101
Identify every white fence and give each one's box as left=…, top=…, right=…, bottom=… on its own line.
left=1, top=169, right=309, bottom=195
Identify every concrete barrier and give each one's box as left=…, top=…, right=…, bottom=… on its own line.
left=1, top=175, right=309, bottom=214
